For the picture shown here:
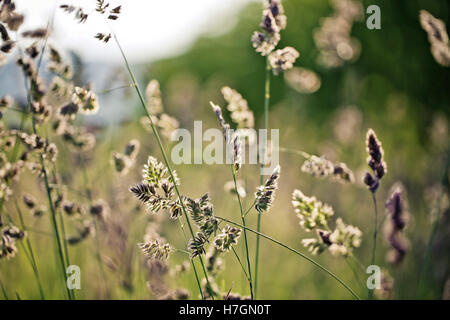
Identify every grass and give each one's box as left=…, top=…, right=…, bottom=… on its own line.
left=0, top=0, right=448, bottom=301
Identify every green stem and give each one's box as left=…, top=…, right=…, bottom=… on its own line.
left=242, top=198, right=257, bottom=218
left=255, top=57, right=271, bottom=299
left=15, top=15, right=71, bottom=298
left=111, top=31, right=212, bottom=299
left=40, top=156, right=71, bottom=299
left=216, top=215, right=361, bottom=300
left=278, top=147, right=312, bottom=159
left=51, top=166, right=74, bottom=299
left=368, top=191, right=378, bottom=300
left=350, top=254, right=367, bottom=273
left=231, top=166, right=253, bottom=299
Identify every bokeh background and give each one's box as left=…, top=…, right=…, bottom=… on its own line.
left=0, top=0, right=449, bottom=299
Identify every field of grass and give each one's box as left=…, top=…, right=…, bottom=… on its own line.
left=0, top=0, right=449, bottom=300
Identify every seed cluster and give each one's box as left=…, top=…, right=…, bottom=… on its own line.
left=419, top=10, right=450, bottom=67
left=251, top=0, right=299, bottom=75
left=292, top=189, right=362, bottom=257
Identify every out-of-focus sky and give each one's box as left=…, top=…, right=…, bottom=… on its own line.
left=16, top=0, right=255, bottom=63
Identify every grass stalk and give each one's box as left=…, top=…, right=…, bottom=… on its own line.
left=78, top=153, right=107, bottom=298
left=345, top=257, right=364, bottom=290
left=111, top=31, right=213, bottom=299
left=418, top=146, right=449, bottom=298
left=231, top=166, right=253, bottom=299
left=216, top=215, right=361, bottom=300
left=0, top=278, right=8, bottom=300
left=50, top=166, right=77, bottom=299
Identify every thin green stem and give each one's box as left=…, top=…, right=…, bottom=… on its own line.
left=22, top=67, right=71, bottom=300
left=51, top=166, right=75, bottom=299
left=176, top=219, right=204, bottom=300
left=173, top=248, right=191, bottom=255
left=0, top=278, right=8, bottom=300
left=418, top=146, right=449, bottom=298
left=278, top=147, right=312, bottom=159
left=255, top=57, right=271, bottom=299
left=216, top=215, right=361, bottom=300
left=78, top=152, right=107, bottom=298
left=232, top=247, right=250, bottom=281
left=368, top=191, right=378, bottom=300
left=15, top=12, right=71, bottom=298
left=345, top=257, right=364, bottom=290
left=40, top=157, right=71, bottom=299
left=350, top=254, right=366, bottom=273
left=111, top=31, right=212, bottom=299
left=231, top=166, right=253, bottom=299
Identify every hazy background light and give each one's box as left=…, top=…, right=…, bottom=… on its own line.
left=16, top=0, right=256, bottom=64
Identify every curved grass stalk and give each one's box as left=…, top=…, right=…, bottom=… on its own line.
left=110, top=31, right=214, bottom=299
left=231, top=166, right=253, bottom=299
left=278, top=147, right=313, bottom=159
left=50, top=165, right=76, bottom=299
left=13, top=199, right=45, bottom=299
left=0, top=278, right=7, bottom=300
left=345, top=257, right=365, bottom=291
left=13, top=7, right=72, bottom=299
left=176, top=219, right=205, bottom=300
left=17, top=33, right=73, bottom=299
left=98, top=83, right=136, bottom=95
left=232, top=247, right=250, bottom=282
left=215, top=215, right=361, bottom=300
left=254, top=57, right=271, bottom=299
left=242, top=198, right=257, bottom=218
left=0, top=127, right=46, bottom=299
left=1, top=9, right=55, bottom=224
